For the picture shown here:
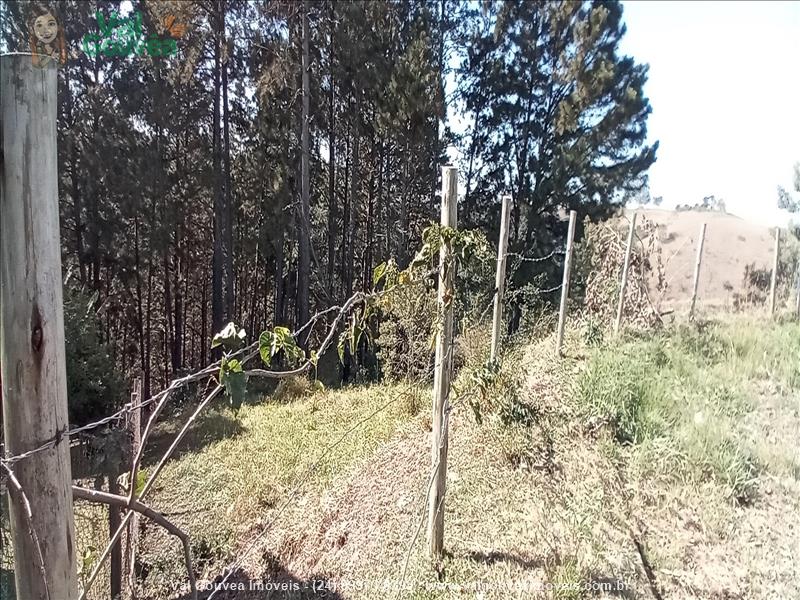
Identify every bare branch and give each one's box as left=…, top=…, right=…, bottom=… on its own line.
left=0, top=462, right=51, bottom=600
left=73, top=485, right=197, bottom=600
left=79, top=381, right=227, bottom=600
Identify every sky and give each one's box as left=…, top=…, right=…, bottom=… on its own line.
left=619, top=0, right=800, bottom=226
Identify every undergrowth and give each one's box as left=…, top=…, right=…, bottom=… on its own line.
left=575, top=317, right=800, bottom=503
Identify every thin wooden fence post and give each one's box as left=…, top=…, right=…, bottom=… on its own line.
left=795, top=266, right=800, bottom=317
left=126, top=378, right=142, bottom=598
left=689, top=223, right=707, bottom=319
left=109, top=456, right=122, bottom=599
left=556, top=210, right=578, bottom=356
left=614, top=212, right=637, bottom=335
left=428, top=166, right=457, bottom=558
left=490, top=195, right=512, bottom=363
left=769, top=228, right=780, bottom=316
left=0, top=54, right=79, bottom=599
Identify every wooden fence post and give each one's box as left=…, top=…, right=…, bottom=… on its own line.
left=556, top=210, right=578, bottom=356
left=0, top=55, right=79, bottom=599
left=795, top=266, right=800, bottom=318
left=614, top=212, right=637, bottom=335
left=427, top=166, right=457, bottom=558
left=769, top=228, right=780, bottom=316
left=490, top=195, right=512, bottom=363
left=109, top=458, right=122, bottom=599
left=126, top=378, right=142, bottom=598
left=689, top=223, right=707, bottom=319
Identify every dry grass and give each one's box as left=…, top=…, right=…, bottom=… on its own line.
left=134, top=316, right=799, bottom=600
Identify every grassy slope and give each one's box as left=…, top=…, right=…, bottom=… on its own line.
left=138, top=381, right=427, bottom=597
left=142, top=317, right=800, bottom=600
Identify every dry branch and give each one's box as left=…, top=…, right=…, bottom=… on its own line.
left=79, top=291, right=370, bottom=599
left=73, top=485, right=197, bottom=600
left=0, top=462, right=50, bottom=600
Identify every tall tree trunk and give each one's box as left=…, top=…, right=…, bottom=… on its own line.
left=172, top=235, right=183, bottom=372
left=145, top=260, right=153, bottom=401
left=200, top=274, right=208, bottom=367
left=340, top=132, right=350, bottom=297
left=134, top=218, right=147, bottom=397
left=364, top=134, right=375, bottom=291
left=163, top=243, right=173, bottom=382
left=297, top=1, right=311, bottom=344
left=211, top=4, right=225, bottom=345
left=346, top=94, right=361, bottom=296
left=274, top=229, right=286, bottom=326
left=326, top=2, right=337, bottom=295
left=398, top=140, right=410, bottom=266
left=222, top=0, right=234, bottom=323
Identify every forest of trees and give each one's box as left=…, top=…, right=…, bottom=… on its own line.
left=0, top=0, right=656, bottom=410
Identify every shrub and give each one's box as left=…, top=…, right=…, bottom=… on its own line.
left=573, top=215, right=664, bottom=329
left=733, top=230, right=800, bottom=310
left=272, top=375, right=312, bottom=404
left=375, top=279, right=436, bottom=382
left=64, top=286, right=124, bottom=426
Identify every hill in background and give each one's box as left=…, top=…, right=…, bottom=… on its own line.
left=626, top=208, right=778, bottom=312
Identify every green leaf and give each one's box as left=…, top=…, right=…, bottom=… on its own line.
left=224, top=370, right=247, bottom=411
left=134, top=469, right=147, bottom=497
left=213, top=322, right=246, bottom=350
left=259, top=326, right=304, bottom=365
left=258, top=331, right=275, bottom=365
left=274, top=326, right=292, bottom=341
left=373, top=261, right=387, bottom=287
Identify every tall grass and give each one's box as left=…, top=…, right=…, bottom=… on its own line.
left=575, top=317, right=800, bottom=502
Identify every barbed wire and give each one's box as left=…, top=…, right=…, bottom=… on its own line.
left=505, top=249, right=565, bottom=263
left=1, top=241, right=567, bottom=598
left=0, top=300, right=355, bottom=468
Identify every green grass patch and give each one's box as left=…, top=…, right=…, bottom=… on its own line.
left=139, top=380, right=425, bottom=594
left=575, top=317, right=800, bottom=502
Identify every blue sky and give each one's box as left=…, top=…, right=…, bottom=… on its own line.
left=619, top=0, right=800, bottom=225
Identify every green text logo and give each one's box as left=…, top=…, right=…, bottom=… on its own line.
left=81, top=10, right=181, bottom=59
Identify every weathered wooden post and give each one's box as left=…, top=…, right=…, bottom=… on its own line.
left=126, top=378, right=142, bottom=598
left=556, top=210, right=578, bottom=356
left=614, top=212, right=637, bottom=335
left=490, top=195, right=512, bottom=363
left=0, top=54, right=79, bottom=599
left=427, top=166, right=457, bottom=558
left=689, top=223, right=707, bottom=319
left=795, top=267, right=800, bottom=318
left=769, top=228, right=780, bottom=316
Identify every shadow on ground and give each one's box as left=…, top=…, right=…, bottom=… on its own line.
left=142, top=411, right=246, bottom=468
left=466, top=549, right=543, bottom=570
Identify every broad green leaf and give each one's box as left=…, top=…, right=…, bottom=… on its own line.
left=212, top=322, right=246, bottom=350
left=259, top=331, right=274, bottom=365
left=373, top=261, right=387, bottom=287
left=224, top=370, right=247, bottom=411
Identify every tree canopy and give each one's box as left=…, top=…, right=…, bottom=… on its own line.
left=0, top=0, right=656, bottom=404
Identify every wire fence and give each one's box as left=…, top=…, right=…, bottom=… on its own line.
left=1, top=214, right=799, bottom=600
